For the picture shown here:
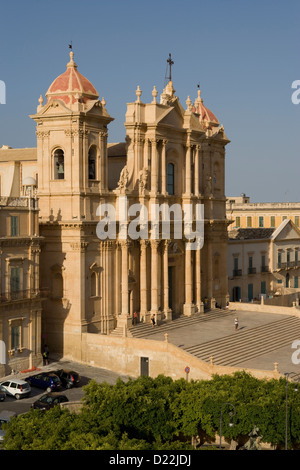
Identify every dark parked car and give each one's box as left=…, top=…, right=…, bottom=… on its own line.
left=0, top=410, right=16, bottom=442
left=32, top=392, right=69, bottom=411
left=25, top=372, right=62, bottom=392
left=0, top=386, right=6, bottom=401
left=53, top=369, right=80, bottom=389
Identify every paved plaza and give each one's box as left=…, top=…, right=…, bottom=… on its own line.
left=129, top=309, right=300, bottom=375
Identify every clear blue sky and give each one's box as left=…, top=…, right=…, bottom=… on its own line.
left=0, top=0, right=299, bottom=202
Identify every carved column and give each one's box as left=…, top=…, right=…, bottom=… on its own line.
left=140, top=240, right=149, bottom=323
left=100, top=131, right=108, bottom=191
left=194, top=145, right=200, bottom=197
left=150, top=139, right=158, bottom=194
left=117, top=240, right=132, bottom=327
left=183, top=240, right=196, bottom=316
left=195, top=244, right=204, bottom=313
left=207, top=233, right=215, bottom=308
left=150, top=239, right=161, bottom=323
left=185, top=134, right=192, bottom=195
left=163, top=240, right=172, bottom=320
left=161, top=140, right=168, bottom=195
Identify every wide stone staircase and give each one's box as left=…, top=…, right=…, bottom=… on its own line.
left=109, top=308, right=233, bottom=338
left=181, top=315, right=300, bottom=367
left=109, top=310, right=300, bottom=369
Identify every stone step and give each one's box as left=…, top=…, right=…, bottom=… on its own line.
left=128, top=309, right=234, bottom=338
left=109, top=326, right=133, bottom=338
left=182, top=316, right=300, bottom=366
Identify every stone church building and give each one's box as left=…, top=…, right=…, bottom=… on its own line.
left=0, top=51, right=230, bottom=370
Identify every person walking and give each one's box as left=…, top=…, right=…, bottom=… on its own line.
left=234, top=317, right=239, bottom=331
left=133, top=311, right=138, bottom=325
left=43, top=345, right=49, bottom=365
left=151, top=314, right=156, bottom=327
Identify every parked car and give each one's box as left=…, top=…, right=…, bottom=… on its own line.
left=0, top=386, right=6, bottom=401
left=53, top=369, right=80, bottom=389
left=32, top=392, right=69, bottom=411
left=25, top=372, right=62, bottom=392
left=0, top=379, right=31, bottom=399
left=0, top=410, right=16, bottom=442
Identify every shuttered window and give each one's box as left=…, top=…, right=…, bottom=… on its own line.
left=10, top=216, right=18, bottom=236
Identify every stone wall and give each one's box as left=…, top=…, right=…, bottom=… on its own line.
left=79, top=331, right=282, bottom=382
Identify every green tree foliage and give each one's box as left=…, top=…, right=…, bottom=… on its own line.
left=3, top=372, right=300, bottom=450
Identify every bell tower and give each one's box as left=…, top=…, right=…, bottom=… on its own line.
left=30, top=50, right=113, bottom=223
left=30, top=51, right=115, bottom=357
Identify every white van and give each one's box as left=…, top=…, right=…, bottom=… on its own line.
left=0, top=379, right=31, bottom=399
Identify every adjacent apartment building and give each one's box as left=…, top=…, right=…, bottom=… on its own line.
left=0, top=178, right=44, bottom=376
left=227, top=194, right=300, bottom=231
left=228, top=219, right=300, bottom=303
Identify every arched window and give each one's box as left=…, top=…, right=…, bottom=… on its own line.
left=167, top=163, right=175, bottom=195
left=88, top=146, right=97, bottom=180
left=53, top=149, right=64, bottom=180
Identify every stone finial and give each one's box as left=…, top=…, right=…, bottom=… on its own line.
left=101, top=97, right=106, bottom=107
left=209, top=356, right=214, bottom=366
left=38, top=95, right=44, bottom=106
left=164, top=333, right=169, bottom=343
left=67, top=50, right=77, bottom=68
left=186, top=95, right=192, bottom=111
left=152, top=86, right=158, bottom=103
left=274, top=362, right=278, bottom=372
left=135, top=85, right=142, bottom=103
left=196, top=88, right=203, bottom=103
left=165, top=80, right=175, bottom=97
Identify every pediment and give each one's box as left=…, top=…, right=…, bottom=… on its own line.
left=35, top=99, right=72, bottom=116
left=158, top=101, right=184, bottom=128
left=272, top=219, right=300, bottom=241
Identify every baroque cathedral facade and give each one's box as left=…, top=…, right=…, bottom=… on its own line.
left=0, top=51, right=230, bottom=368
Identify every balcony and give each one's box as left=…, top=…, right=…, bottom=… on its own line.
left=277, top=262, right=295, bottom=270
left=233, top=269, right=242, bottom=277
left=261, top=266, right=270, bottom=273
left=0, top=288, right=49, bottom=303
left=248, top=267, right=256, bottom=274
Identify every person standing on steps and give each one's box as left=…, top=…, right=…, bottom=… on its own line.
left=151, top=314, right=156, bottom=327
left=234, top=317, right=239, bottom=331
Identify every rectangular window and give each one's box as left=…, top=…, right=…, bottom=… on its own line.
left=270, top=216, right=275, bottom=228
left=259, top=216, right=264, bottom=228
left=235, top=217, right=240, bottom=228
left=10, top=267, right=21, bottom=299
left=294, top=276, right=299, bottom=289
left=296, top=250, right=299, bottom=266
left=248, top=256, right=253, bottom=268
left=234, top=257, right=238, bottom=271
left=247, top=216, right=252, bottom=228
left=248, top=283, right=253, bottom=301
left=10, top=216, right=18, bottom=236
left=11, top=325, right=20, bottom=350
left=295, top=216, right=299, bottom=227
left=278, top=252, right=282, bottom=268
left=261, top=255, right=266, bottom=267
left=261, top=281, right=266, bottom=294
left=287, top=251, right=290, bottom=267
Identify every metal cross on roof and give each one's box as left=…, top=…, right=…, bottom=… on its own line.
left=167, top=53, right=174, bottom=81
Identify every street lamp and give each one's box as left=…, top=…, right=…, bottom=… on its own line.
left=219, top=402, right=236, bottom=450
left=284, top=371, right=300, bottom=450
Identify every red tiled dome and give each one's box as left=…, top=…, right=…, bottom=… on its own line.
left=46, top=51, right=99, bottom=106
left=192, top=89, right=219, bottom=128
